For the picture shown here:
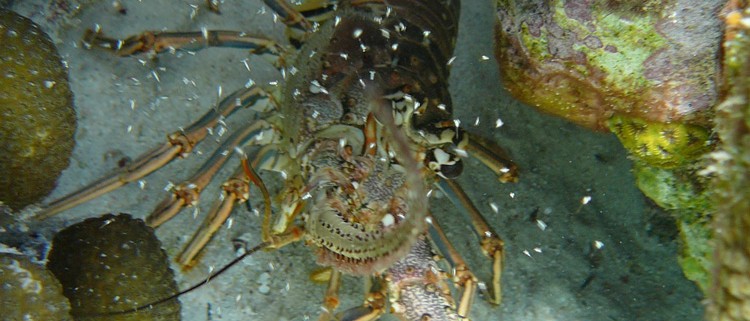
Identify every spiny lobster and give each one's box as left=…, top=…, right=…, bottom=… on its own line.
left=34, top=0, right=518, bottom=319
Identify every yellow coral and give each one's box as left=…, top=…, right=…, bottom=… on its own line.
left=608, top=115, right=712, bottom=168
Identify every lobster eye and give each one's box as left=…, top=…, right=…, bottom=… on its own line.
left=427, top=148, right=464, bottom=179
left=439, top=158, right=463, bottom=179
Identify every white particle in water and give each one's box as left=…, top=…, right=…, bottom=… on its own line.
left=536, top=219, right=547, bottom=231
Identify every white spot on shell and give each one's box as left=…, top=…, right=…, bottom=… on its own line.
left=382, top=213, right=395, bottom=227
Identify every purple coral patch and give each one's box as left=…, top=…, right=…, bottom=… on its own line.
left=564, top=0, right=594, bottom=23
left=583, top=35, right=603, bottom=49
left=643, top=49, right=673, bottom=81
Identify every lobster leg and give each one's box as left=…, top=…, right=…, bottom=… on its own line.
left=176, top=141, right=313, bottom=267
left=262, top=0, right=313, bottom=32
left=316, top=269, right=342, bottom=321
left=436, top=179, right=505, bottom=306
left=175, top=157, right=255, bottom=268
left=82, top=27, right=283, bottom=57
left=333, top=276, right=387, bottom=321
left=465, top=133, right=519, bottom=183
left=34, top=85, right=267, bottom=220
left=178, top=193, right=305, bottom=268
left=146, top=120, right=271, bottom=227
left=428, top=214, right=479, bottom=319
left=251, top=145, right=311, bottom=238
left=262, top=0, right=338, bottom=46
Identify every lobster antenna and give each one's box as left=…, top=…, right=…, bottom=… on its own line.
left=96, top=241, right=270, bottom=317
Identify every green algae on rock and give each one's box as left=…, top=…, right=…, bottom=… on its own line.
left=47, top=214, right=180, bottom=321
left=494, top=0, right=722, bottom=131
left=0, top=9, right=76, bottom=210
left=633, top=161, right=714, bottom=292
left=633, top=163, right=712, bottom=213
left=676, top=219, right=713, bottom=294
left=0, top=253, right=73, bottom=321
